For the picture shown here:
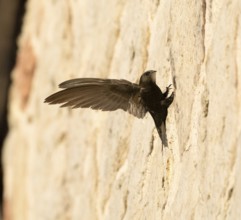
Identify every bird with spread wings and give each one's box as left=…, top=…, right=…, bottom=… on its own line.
left=45, top=70, right=174, bottom=148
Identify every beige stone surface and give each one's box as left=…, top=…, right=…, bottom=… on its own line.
left=3, top=0, right=241, bottom=219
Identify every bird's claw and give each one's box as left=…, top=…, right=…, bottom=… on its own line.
left=166, top=84, right=172, bottom=91
left=163, top=84, right=173, bottom=98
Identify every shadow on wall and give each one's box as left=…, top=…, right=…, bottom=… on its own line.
left=0, top=0, right=27, bottom=216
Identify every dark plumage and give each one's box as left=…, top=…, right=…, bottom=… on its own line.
left=45, top=70, right=174, bottom=147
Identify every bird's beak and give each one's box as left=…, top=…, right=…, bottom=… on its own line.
left=150, top=70, right=156, bottom=82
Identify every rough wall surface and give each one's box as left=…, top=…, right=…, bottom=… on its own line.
left=3, top=0, right=241, bottom=220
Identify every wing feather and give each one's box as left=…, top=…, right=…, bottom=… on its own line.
left=45, top=78, right=147, bottom=118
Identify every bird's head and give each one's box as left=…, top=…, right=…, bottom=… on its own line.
left=139, top=70, right=156, bottom=86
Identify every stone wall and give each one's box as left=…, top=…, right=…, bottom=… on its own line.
left=3, top=0, right=241, bottom=219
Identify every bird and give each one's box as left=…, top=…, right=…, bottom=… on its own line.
left=44, top=70, right=174, bottom=148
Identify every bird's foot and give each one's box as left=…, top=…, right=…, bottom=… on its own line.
left=163, top=84, right=172, bottom=98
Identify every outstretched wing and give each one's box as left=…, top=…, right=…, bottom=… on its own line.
left=44, top=78, right=147, bottom=118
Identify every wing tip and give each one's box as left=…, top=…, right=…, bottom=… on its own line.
left=44, top=97, right=52, bottom=104
left=59, top=82, right=67, bottom=88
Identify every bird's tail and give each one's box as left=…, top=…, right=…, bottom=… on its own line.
left=155, top=122, right=168, bottom=148
left=149, top=112, right=168, bottom=148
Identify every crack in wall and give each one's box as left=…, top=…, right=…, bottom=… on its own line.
left=147, top=132, right=155, bottom=156
left=120, top=190, right=129, bottom=220
left=201, top=0, right=207, bottom=64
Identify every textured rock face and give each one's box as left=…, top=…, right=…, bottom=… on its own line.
left=3, top=0, right=241, bottom=219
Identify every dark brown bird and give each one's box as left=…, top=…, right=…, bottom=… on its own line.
left=44, top=70, right=174, bottom=147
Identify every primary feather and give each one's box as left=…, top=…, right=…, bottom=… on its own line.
left=45, top=78, right=147, bottom=118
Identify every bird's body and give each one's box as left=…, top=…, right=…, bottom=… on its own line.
left=45, top=70, right=174, bottom=147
